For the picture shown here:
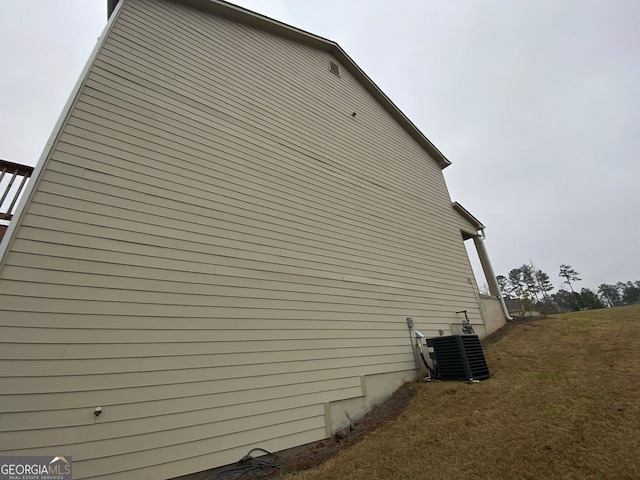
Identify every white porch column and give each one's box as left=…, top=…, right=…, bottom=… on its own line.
left=473, top=233, right=513, bottom=321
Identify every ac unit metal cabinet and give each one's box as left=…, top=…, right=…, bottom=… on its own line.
left=426, top=335, right=490, bottom=381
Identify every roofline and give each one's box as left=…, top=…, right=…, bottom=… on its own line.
left=107, top=0, right=452, bottom=169
left=452, top=202, right=485, bottom=231
left=2, top=0, right=126, bottom=267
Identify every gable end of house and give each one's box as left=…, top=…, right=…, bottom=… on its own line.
left=107, top=0, right=451, bottom=170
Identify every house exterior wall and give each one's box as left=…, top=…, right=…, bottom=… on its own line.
left=451, top=209, right=481, bottom=239
left=0, top=0, right=481, bottom=478
left=479, top=294, right=508, bottom=336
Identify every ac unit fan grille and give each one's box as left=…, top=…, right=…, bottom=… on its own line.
left=427, top=335, right=490, bottom=381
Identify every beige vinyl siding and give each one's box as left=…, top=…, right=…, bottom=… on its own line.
left=451, top=207, right=482, bottom=238
left=0, top=0, right=480, bottom=478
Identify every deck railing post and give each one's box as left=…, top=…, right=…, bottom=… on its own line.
left=0, top=159, right=34, bottom=221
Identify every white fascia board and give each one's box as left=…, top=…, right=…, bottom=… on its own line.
left=0, top=0, right=127, bottom=266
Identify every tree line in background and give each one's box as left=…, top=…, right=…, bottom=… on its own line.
left=495, top=264, right=640, bottom=315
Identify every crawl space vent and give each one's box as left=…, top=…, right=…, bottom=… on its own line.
left=329, top=61, right=340, bottom=76
left=426, top=334, right=490, bottom=381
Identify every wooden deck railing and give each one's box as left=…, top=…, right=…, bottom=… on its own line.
left=1, top=159, right=34, bottom=221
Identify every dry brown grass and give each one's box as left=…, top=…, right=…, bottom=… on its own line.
left=291, top=305, right=640, bottom=480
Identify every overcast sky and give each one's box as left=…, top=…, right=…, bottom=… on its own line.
left=1, top=0, right=638, bottom=291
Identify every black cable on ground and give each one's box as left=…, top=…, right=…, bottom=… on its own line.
left=212, top=448, right=284, bottom=480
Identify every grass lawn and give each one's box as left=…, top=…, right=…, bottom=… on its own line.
left=291, top=305, right=640, bottom=480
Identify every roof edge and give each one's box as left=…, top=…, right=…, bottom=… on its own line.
left=452, top=202, right=485, bottom=232
left=107, top=0, right=117, bottom=17
left=108, top=0, right=452, bottom=169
